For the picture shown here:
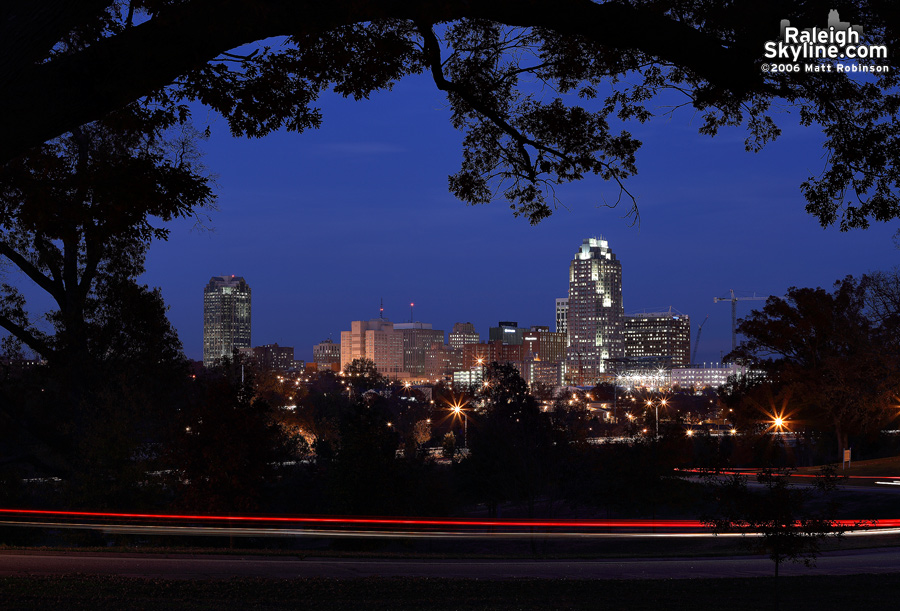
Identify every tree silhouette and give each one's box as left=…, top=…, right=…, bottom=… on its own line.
left=0, top=108, right=213, bottom=369
left=1, top=2, right=898, bottom=227
left=467, top=362, right=559, bottom=516
left=164, top=359, right=291, bottom=514
left=703, top=466, right=847, bottom=577
left=343, top=357, right=387, bottom=391
left=728, top=277, right=900, bottom=459
left=0, top=105, right=213, bottom=483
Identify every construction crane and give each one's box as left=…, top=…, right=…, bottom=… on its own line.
left=714, top=289, right=766, bottom=352
left=691, top=314, right=709, bottom=365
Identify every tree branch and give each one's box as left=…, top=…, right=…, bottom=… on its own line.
left=0, top=312, right=53, bottom=358
left=0, top=0, right=765, bottom=164
left=0, top=241, right=64, bottom=304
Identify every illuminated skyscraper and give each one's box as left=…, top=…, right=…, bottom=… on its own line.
left=394, top=322, right=445, bottom=378
left=567, top=237, right=624, bottom=382
left=449, top=322, right=480, bottom=351
left=203, top=275, right=251, bottom=368
left=313, top=339, right=342, bottom=369
left=624, top=310, right=691, bottom=368
left=340, top=318, right=405, bottom=378
left=555, top=298, right=568, bottom=335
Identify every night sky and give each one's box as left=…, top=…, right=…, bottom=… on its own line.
left=139, top=72, right=898, bottom=364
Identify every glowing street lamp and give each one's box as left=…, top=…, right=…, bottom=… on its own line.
left=767, top=410, right=790, bottom=433
left=645, top=399, right=662, bottom=438
left=450, top=401, right=469, bottom=449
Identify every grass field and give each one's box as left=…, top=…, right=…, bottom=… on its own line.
left=796, top=455, right=900, bottom=477
left=3, top=573, right=900, bottom=610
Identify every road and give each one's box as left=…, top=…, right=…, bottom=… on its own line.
left=3, top=548, right=900, bottom=580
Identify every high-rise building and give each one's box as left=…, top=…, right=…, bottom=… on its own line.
left=624, top=310, right=691, bottom=368
left=313, top=339, right=342, bottom=369
left=242, top=343, right=295, bottom=372
left=521, top=358, right=563, bottom=388
left=522, top=325, right=567, bottom=364
left=449, top=322, right=480, bottom=351
left=340, top=318, right=405, bottom=378
left=423, top=344, right=464, bottom=379
left=203, top=275, right=251, bottom=368
left=555, top=298, right=568, bottom=335
left=566, top=237, right=624, bottom=382
left=394, top=322, right=445, bottom=378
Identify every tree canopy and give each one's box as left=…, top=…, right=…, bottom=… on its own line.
left=2, top=1, right=898, bottom=228
left=727, top=276, right=900, bottom=457
left=0, top=106, right=213, bottom=365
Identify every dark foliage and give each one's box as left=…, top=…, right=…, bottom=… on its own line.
left=703, top=466, right=848, bottom=577
left=2, top=1, right=898, bottom=227
left=725, top=275, right=900, bottom=459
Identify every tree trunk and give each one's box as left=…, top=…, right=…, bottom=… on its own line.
left=835, top=420, right=845, bottom=463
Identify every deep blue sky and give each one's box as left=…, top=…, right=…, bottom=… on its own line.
left=140, top=72, right=898, bottom=364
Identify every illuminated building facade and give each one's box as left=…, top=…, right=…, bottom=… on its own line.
left=521, top=358, right=563, bottom=387
left=340, top=318, right=405, bottom=378
left=449, top=322, right=480, bottom=351
left=671, top=363, right=747, bottom=389
left=488, top=321, right=525, bottom=345
left=555, top=298, right=568, bottom=335
left=203, top=275, right=251, bottom=368
left=423, top=344, right=464, bottom=379
left=313, top=338, right=342, bottom=368
left=394, top=322, right=445, bottom=378
left=462, top=340, right=524, bottom=370
left=624, top=311, right=691, bottom=368
left=566, top=237, right=624, bottom=382
left=522, top=326, right=567, bottom=364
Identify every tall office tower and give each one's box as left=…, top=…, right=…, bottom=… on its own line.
left=449, top=322, right=480, bottom=351
left=340, top=318, right=405, bottom=378
left=203, top=275, right=251, bottom=368
left=567, top=237, right=624, bottom=382
left=313, top=339, right=342, bottom=368
left=555, top=298, right=568, bottom=335
left=624, top=311, right=691, bottom=368
left=394, top=322, right=445, bottom=378
left=522, top=326, right=568, bottom=364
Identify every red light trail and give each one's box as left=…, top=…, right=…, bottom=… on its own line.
left=2, top=508, right=899, bottom=533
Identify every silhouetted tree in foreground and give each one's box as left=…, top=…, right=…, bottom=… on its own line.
left=703, top=466, right=847, bottom=577
left=2, top=2, right=899, bottom=229
left=466, top=362, right=561, bottom=517
left=727, top=276, right=900, bottom=460
left=163, top=359, right=291, bottom=514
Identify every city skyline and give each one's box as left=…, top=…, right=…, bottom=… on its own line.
left=132, top=75, right=896, bottom=364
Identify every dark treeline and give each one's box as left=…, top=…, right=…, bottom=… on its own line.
left=0, top=353, right=850, bottom=520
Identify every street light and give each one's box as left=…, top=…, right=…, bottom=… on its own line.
left=643, top=397, right=669, bottom=438
left=645, top=399, right=659, bottom=438
left=767, top=409, right=790, bottom=433
left=450, top=401, right=469, bottom=449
